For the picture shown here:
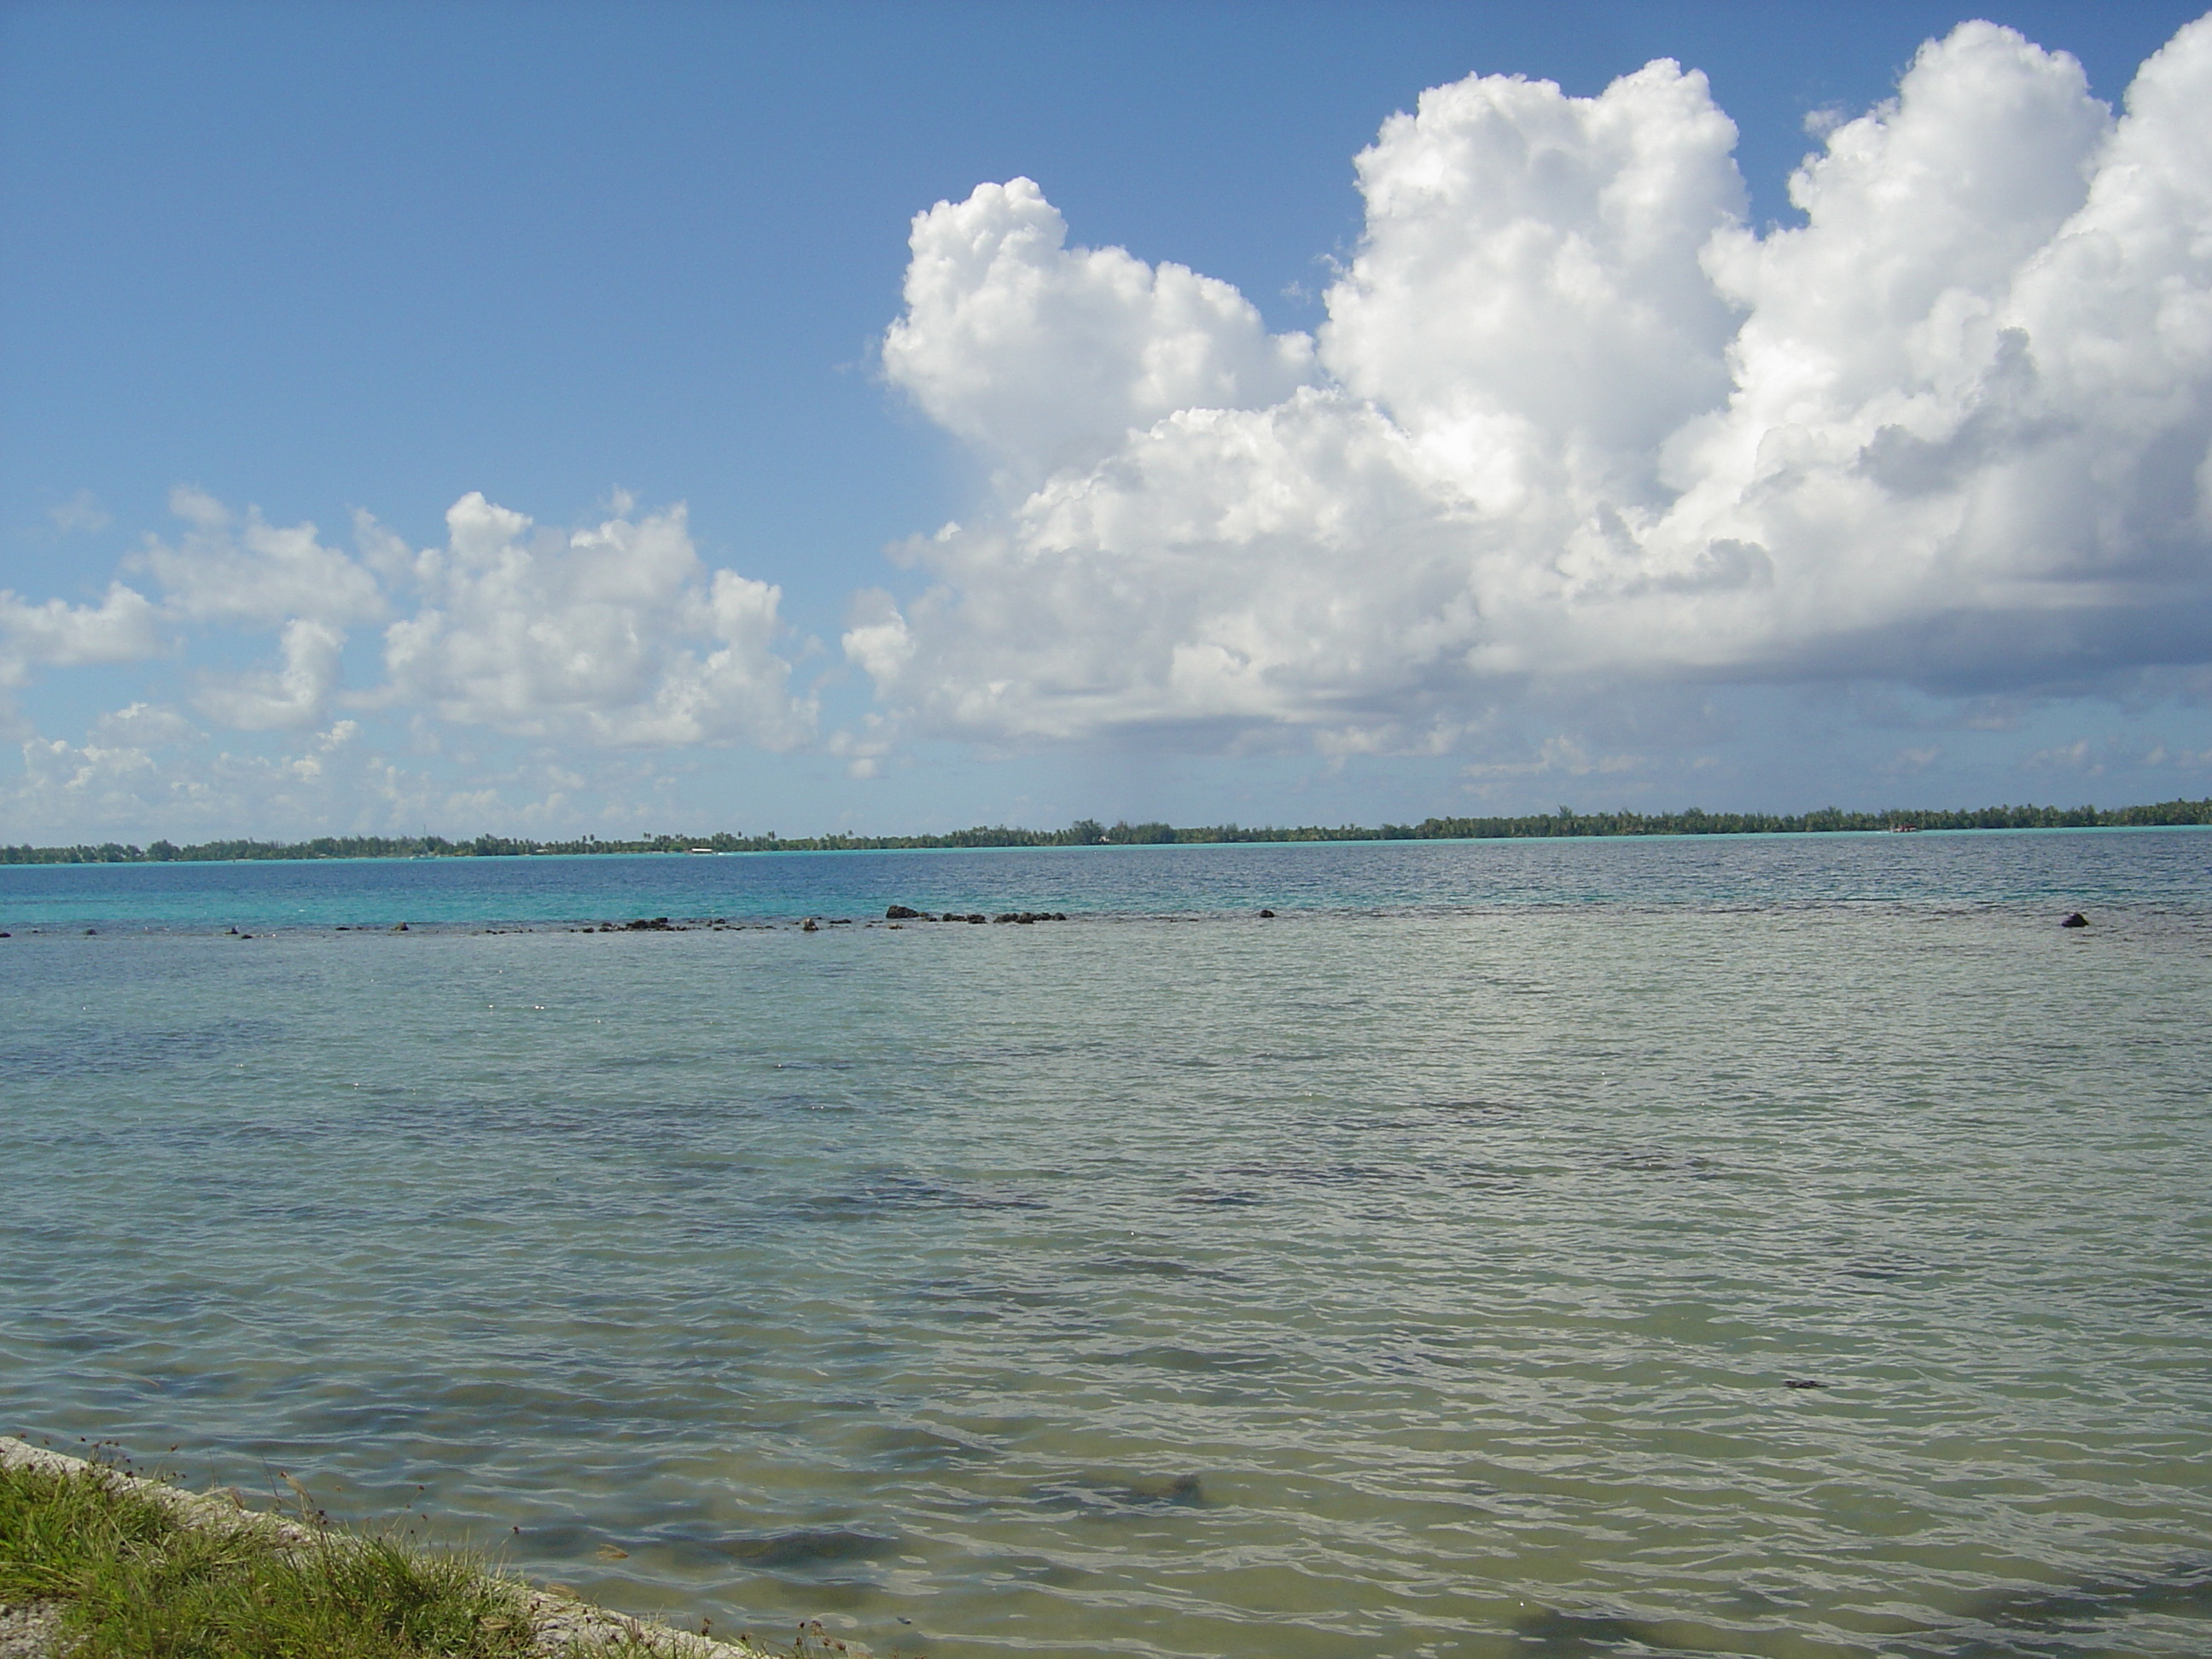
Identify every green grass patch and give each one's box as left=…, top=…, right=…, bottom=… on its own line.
left=0, top=1457, right=539, bottom=1658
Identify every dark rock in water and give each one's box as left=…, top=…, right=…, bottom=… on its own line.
left=716, top=1528, right=900, bottom=1569
left=1038, top=1471, right=1209, bottom=1511
left=1513, top=1607, right=1679, bottom=1650
left=885, top=905, right=922, bottom=920
left=1954, top=1563, right=2212, bottom=1631
left=1109, top=1472, right=1207, bottom=1507
left=1784, top=1377, right=1827, bottom=1388
left=84, top=928, right=96, bottom=935
left=801, top=917, right=819, bottom=932
left=1259, top=909, right=1275, bottom=917
left=1053, top=912, right=1067, bottom=921
left=2061, top=911, right=2089, bottom=928
left=993, top=912, right=1019, bottom=923
left=393, top=923, right=408, bottom=932
left=625, top=917, right=673, bottom=931
left=966, top=913, right=987, bottom=923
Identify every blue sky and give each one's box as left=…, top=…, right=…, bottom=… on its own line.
left=4, top=0, right=2210, bottom=840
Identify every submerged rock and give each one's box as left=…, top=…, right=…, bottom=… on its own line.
left=718, top=1527, right=900, bottom=1569
left=885, top=904, right=922, bottom=920
left=1034, top=1471, right=1208, bottom=1511
left=2061, top=911, right=2089, bottom=928
left=1259, top=909, right=1275, bottom=917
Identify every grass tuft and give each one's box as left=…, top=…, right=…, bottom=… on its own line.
left=0, top=1458, right=538, bottom=1658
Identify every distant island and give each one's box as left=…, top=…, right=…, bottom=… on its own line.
left=4, top=798, right=2209, bottom=864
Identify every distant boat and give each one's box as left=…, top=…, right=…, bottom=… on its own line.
left=688, top=847, right=717, bottom=855
left=1887, top=824, right=1920, bottom=833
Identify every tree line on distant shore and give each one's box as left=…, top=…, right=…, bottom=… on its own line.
left=3, top=797, right=2209, bottom=865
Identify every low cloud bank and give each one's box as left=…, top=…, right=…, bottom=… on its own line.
left=10, top=486, right=816, bottom=749
left=857, top=17, right=2212, bottom=753
left=2, top=489, right=814, bottom=835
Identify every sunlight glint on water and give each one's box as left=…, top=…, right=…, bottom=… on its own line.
left=3, top=833, right=2210, bottom=1657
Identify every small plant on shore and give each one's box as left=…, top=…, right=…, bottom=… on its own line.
left=0, top=1457, right=538, bottom=1658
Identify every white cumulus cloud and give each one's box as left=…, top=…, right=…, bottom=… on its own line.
left=0, top=584, right=164, bottom=689
left=194, top=618, right=347, bottom=731
left=0, top=484, right=816, bottom=838
left=136, top=486, right=387, bottom=627
left=883, top=177, right=1317, bottom=492
left=857, top=16, right=2212, bottom=753
left=380, top=492, right=814, bottom=748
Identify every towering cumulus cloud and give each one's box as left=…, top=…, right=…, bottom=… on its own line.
left=882, top=178, right=1318, bottom=492
left=857, top=18, right=2212, bottom=752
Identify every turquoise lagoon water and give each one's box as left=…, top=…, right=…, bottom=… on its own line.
left=3, top=831, right=2210, bottom=1657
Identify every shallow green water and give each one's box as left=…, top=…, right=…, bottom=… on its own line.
left=4, top=838, right=2210, bottom=1656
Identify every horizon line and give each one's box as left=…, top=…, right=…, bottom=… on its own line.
left=6, top=796, right=2210, bottom=864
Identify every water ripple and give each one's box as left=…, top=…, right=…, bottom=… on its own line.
left=4, top=838, right=2210, bottom=1656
